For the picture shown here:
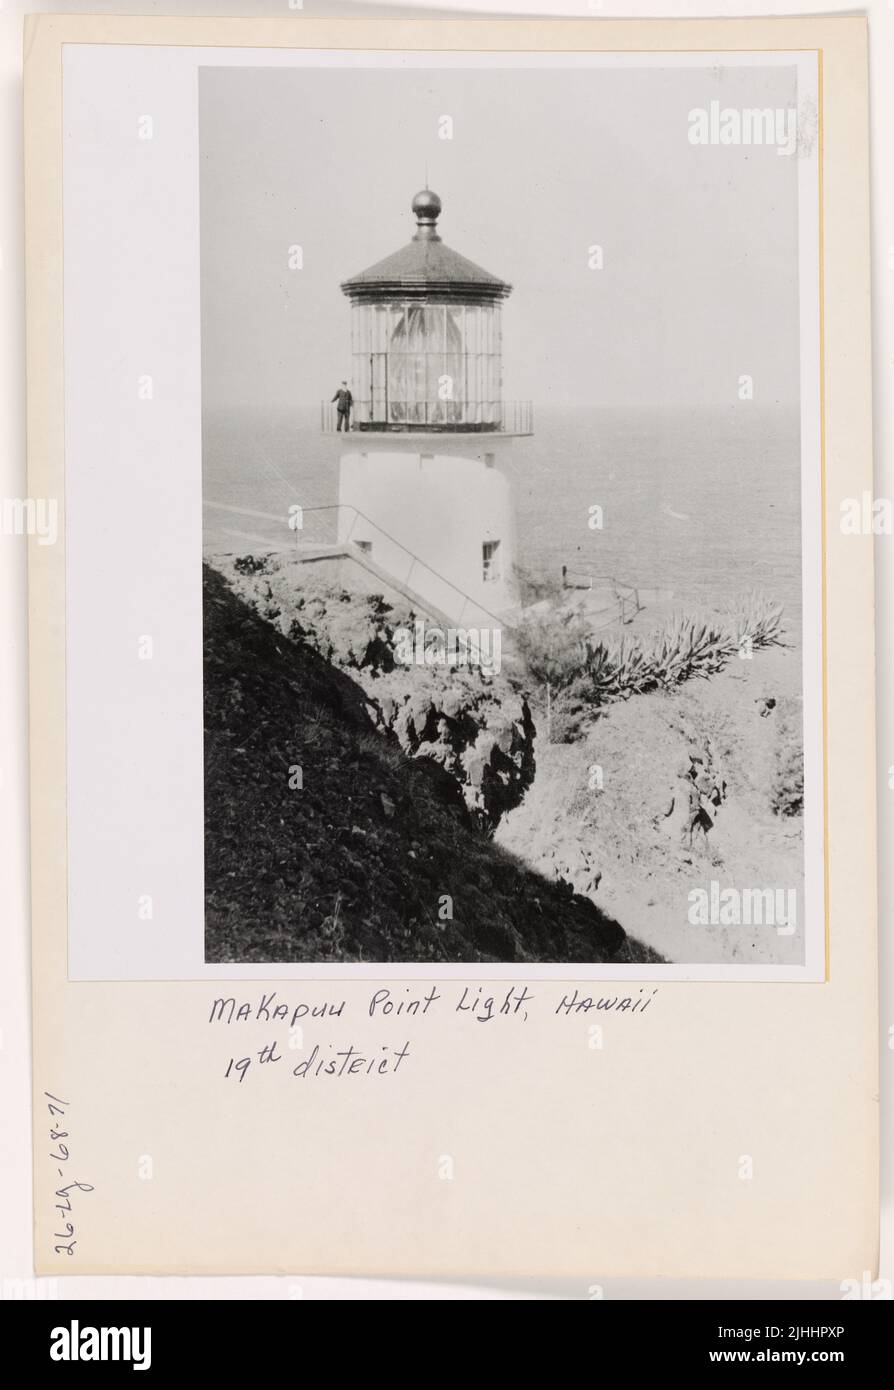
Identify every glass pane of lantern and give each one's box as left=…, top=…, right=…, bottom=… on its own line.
left=424, top=304, right=442, bottom=346
left=377, top=305, right=391, bottom=354
left=359, top=305, right=371, bottom=355
left=448, top=306, right=464, bottom=353
left=465, top=305, right=479, bottom=355
left=442, top=353, right=458, bottom=422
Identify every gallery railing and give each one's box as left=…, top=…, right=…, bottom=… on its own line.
left=320, top=399, right=533, bottom=435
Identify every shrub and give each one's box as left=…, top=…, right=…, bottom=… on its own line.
left=725, top=591, right=785, bottom=651
left=233, top=553, right=270, bottom=576
left=218, top=556, right=535, bottom=831
left=514, top=608, right=592, bottom=693
left=516, top=594, right=787, bottom=736
left=770, top=704, right=804, bottom=817
left=513, top=563, right=565, bottom=608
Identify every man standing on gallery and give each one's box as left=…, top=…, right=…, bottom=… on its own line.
left=331, top=380, right=353, bottom=431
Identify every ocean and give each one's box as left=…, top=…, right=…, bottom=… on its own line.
left=203, top=404, right=803, bottom=635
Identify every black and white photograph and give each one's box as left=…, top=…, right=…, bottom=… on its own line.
left=13, top=6, right=884, bottom=1316
left=200, top=55, right=821, bottom=971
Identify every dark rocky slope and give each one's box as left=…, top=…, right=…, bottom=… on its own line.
left=204, top=564, right=628, bottom=964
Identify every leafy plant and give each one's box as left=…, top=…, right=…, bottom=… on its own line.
left=514, top=608, right=591, bottom=691
left=233, top=553, right=270, bottom=576
left=725, top=591, right=785, bottom=651
left=512, top=563, right=565, bottom=608
left=770, top=703, right=804, bottom=817
left=516, top=593, right=786, bottom=736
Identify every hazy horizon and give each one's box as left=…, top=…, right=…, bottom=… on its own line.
left=200, top=62, right=802, bottom=416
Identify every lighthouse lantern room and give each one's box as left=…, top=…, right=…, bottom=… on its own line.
left=327, top=190, right=532, bottom=624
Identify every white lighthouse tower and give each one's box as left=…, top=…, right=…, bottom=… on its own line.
left=327, top=189, right=532, bottom=628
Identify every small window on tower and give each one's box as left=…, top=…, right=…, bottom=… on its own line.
left=482, top=540, right=501, bottom=583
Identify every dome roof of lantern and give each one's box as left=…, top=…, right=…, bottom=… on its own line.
left=340, top=190, right=511, bottom=303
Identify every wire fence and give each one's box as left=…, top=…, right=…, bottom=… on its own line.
left=562, top=566, right=641, bottom=628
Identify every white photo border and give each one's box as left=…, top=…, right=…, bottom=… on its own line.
left=62, top=44, right=823, bottom=982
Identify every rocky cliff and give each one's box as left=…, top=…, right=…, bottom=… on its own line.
left=203, top=562, right=627, bottom=965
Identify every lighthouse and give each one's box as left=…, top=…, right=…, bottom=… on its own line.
left=326, top=189, right=532, bottom=628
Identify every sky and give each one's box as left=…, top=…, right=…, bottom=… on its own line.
left=200, top=62, right=801, bottom=415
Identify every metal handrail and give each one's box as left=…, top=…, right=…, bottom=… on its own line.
left=562, top=565, right=641, bottom=599
left=300, top=508, right=639, bottom=633
left=560, top=566, right=641, bottom=629
left=299, top=503, right=510, bottom=631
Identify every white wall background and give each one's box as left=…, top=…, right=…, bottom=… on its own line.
left=1, top=0, right=890, bottom=1303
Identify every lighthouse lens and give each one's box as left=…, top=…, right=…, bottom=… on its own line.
left=349, top=300, right=502, bottom=430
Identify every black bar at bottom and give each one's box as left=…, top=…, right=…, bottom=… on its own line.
left=2, top=1294, right=889, bottom=1373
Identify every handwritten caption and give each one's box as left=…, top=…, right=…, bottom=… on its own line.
left=210, top=985, right=660, bottom=1084
left=43, top=1091, right=94, bottom=1258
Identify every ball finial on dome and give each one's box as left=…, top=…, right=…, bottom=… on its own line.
left=412, top=188, right=442, bottom=225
